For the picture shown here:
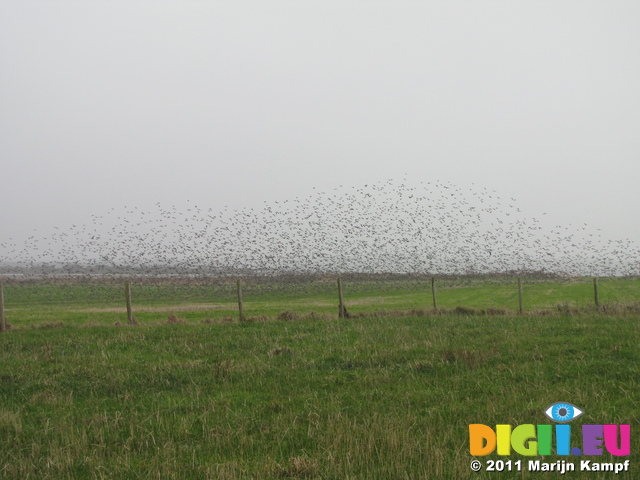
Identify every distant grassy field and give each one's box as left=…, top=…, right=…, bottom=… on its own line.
left=2, top=276, right=640, bottom=328
left=0, top=311, right=638, bottom=479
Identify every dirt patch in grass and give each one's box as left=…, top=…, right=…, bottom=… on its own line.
left=291, top=296, right=390, bottom=307
left=76, top=303, right=229, bottom=313
left=166, top=314, right=187, bottom=324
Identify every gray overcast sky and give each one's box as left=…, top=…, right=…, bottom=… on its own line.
left=1, top=1, right=639, bottom=246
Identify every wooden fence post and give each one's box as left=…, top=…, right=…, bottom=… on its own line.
left=518, top=278, right=523, bottom=314
left=337, top=277, right=345, bottom=319
left=0, top=281, right=7, bottom=332
left=593, top=278, right=600, bottom=307
left=237, top=279, right=245, bottom=322
left=124, top=280, right=135, bottom=325
left=431, top=276, right=437, bottom=310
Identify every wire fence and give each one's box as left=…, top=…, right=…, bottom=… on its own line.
left=2, top=180, right=640, bottom=331
left=2, top=273, right=639, bottom=330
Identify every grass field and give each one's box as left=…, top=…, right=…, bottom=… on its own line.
left=3, top=276, right=640, bottom=328
left=0, top=278, right=638, bottom=478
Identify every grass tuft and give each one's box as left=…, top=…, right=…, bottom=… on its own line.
left=166, top=313, right=186, bottom=324
left=276, top=310, right=300, bottom=321
left=269, top=346, right=293, bottom=356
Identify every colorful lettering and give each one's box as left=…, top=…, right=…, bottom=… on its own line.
left=469, top=424, right=630, bottom=456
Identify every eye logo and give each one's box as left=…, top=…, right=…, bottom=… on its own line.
left=544, top=402, right=584, bottom=422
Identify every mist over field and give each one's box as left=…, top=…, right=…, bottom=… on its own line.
left=1, top=179, right=638, bottom=277
left=2, top=2, right=640, bottom=256
left=1, top=4, right=639, bottom=478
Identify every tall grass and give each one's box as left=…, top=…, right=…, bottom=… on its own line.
left=0, top=311, right=637, bottom=478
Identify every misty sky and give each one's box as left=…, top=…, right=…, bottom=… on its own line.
left=1, top=1, right=639, bottom=247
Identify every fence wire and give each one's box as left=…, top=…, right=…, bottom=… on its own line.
left=2, top=273, right=638, bottom=330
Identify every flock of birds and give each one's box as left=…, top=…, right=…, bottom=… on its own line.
left=1, top=179, right=639, bottom=279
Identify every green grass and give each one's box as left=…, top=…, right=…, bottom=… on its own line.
left=0, top=311, right=638, bottom=479
left=3, top=276, right=640, bottom=328
left=0, top=277, right=638, bottom=478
